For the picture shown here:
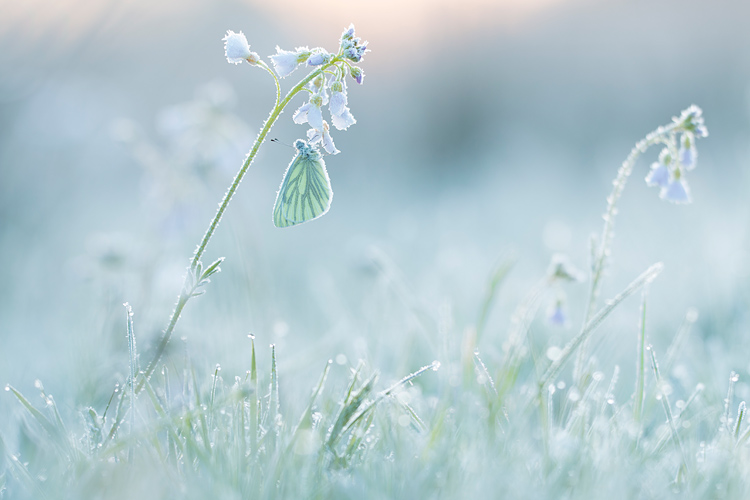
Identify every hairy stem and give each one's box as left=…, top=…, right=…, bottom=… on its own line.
left=103, top=59, right=343, bottom=441
left=573, top=123, right=677, bottom=382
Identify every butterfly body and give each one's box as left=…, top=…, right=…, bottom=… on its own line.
left=273, top=140, right=333, bottom=228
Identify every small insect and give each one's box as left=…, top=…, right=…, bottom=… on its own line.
left=272, top=139, right=333, bottom=228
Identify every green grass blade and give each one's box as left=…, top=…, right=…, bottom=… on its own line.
left=475, top=253, right=515, bottom=343
left=539, top=262, right=663, bottom=390
left=649, top=345, right=688, bottom=476
left=249, top=336, right=258, bottom=456
left=634, top=288, right=648, bottom=424
left=190, top=365, right=211, bottom=455
left=6, top=386, right=70, bottom=457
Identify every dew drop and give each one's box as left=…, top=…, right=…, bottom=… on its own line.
left=4, top=385, right=9, bottom=392
left=431, top=361, right=441, bottom=371
left=568, top=388, right=581, bottom=402
left=686, top=308, right=699, bottom=322
left=247, top=334, right=255, bottom=340
left=546, top=346, right=562, bottom=361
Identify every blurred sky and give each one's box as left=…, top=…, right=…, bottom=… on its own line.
left=2, top=0, right=750, bottom=411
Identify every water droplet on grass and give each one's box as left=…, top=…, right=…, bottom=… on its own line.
left=546, top=346, right=562, bottom=361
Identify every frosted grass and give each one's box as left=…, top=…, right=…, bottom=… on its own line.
left=1, top=24, right=747, bottom=500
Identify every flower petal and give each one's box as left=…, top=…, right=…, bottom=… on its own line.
left=659, top=179, right=692, bottom=204
left=645, top=162, right=670, bottom=188
left=306, top=104, right=324, bottom=131
left=329, top=90, right=347, bottom=117
left=223, top=31, right=252, bottom=64
left=322, top=127, right=339, bottom=155
left=330, top=107, right=356, bottom=130
left=307, top=127, right=321, bottom=144
left=269, top=47, right=300, bottom=78
left=679, top=145, right=697, bottom=171
left=293, top=102, right=311, bottom=125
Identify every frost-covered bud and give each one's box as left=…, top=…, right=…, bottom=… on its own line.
left=341, top=24, right=356, bottom=42
left=269, top=46, right=310, bottom=78
left=349, top=66, right=365, bottom=85
left=307, top=121, right=339, bottom=155
left=676, top=105, right=708, bottom=138
left=679, top=132, right=698, bottom=170
left=645, top=161, right=670, bottom=188
left=223, top=31, right=260, bottom=65
left=659, top=176, right=692, bottom=204
left=307, top=51, right=333, bottom=66
left=344, top=46, right=366, bottom=62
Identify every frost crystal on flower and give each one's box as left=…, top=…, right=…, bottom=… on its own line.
left=341, top=24, right=355, bottom=41
left=307, top=51, right=332, bottom=66
left=293, top=96, right=324, bottom=131
left=329, top=81, right=347, bottom=116
left=331, top=107, right=356, bottom=131
left=307, top=121, right=339, bottom=155
left=223, top=31, right=259, bottom=65
left=270, top=47, right=305, bottom=78
left=660, top=177, right=692, bottom=204
left=350, top=67, right=365, bottom=85
left=278, top=24, right=367, bottom=155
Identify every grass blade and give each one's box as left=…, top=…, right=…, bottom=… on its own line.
left=539, top=262, right=663, bottom=391
left=634, top=288, right=648, bottom=424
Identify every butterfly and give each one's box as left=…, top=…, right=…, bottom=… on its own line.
left=273, top=139, right=333, bottom=228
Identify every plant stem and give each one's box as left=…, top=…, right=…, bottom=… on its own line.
left=573, top=123, right=676, bottom=382
left=112, top=59, right=339, bottom=419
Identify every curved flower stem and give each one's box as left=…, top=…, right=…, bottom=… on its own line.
left=258, top=61, right=282, bottom=108
left=134, top=59, right=341, bottom=393
left=572, top=123, right=676, bottom=383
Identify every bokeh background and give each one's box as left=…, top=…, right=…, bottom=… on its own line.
left=2, top=0, right=750, bottom=430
